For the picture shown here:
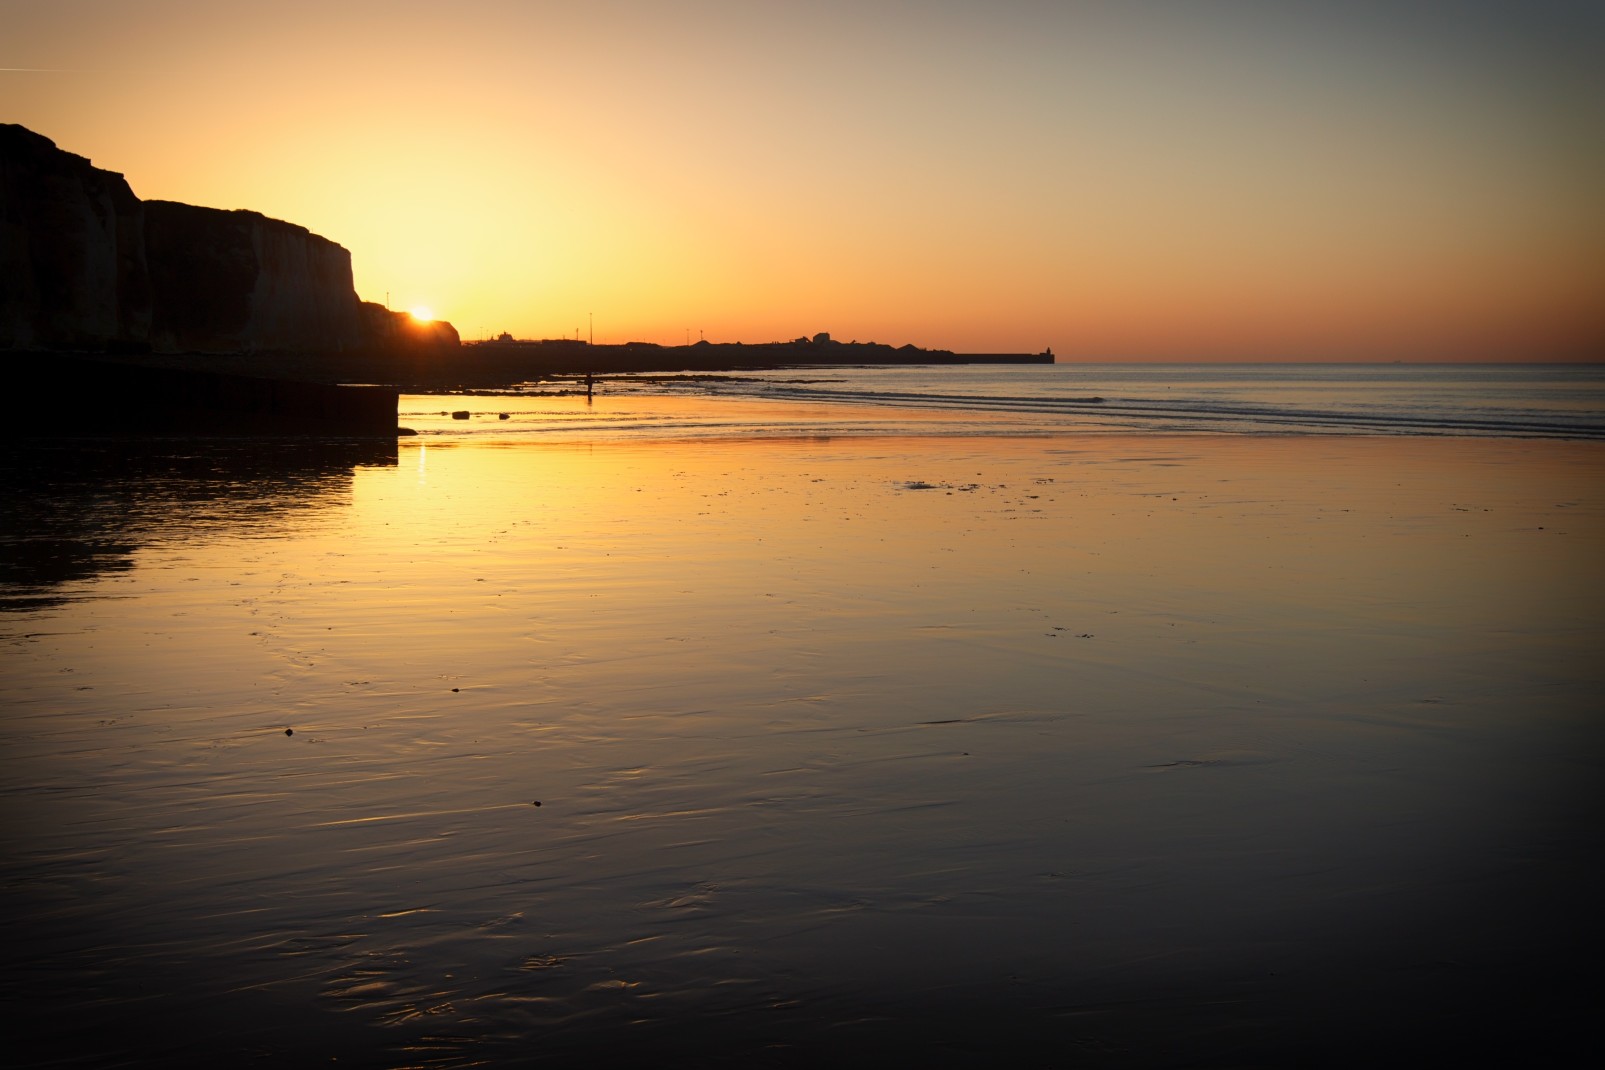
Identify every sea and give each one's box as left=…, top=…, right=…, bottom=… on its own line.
left=4, top=360, right=1602, bottom=1067
left=413, top=362, right=1605, bottom=441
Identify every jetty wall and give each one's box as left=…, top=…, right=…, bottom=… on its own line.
left=10, top=356, right=399, bottom=437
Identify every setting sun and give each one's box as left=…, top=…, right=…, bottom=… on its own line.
left=409, top=306, right=434, bottom=323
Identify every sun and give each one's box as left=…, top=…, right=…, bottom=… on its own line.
left=409, top=305, right=434, bottom=323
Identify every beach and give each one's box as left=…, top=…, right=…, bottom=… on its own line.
left=2, top=391, right=1602, bottom=1067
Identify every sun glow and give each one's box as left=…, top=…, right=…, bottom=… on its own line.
left=8, top=2, right=1594, bottom=361
left=409, top=306, right=434, bottom=323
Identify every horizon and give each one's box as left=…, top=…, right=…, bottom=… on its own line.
left=5, top=1, right=1602, bottom=362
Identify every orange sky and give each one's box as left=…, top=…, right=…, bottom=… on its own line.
left=5, top=0, right=1602, bottom=359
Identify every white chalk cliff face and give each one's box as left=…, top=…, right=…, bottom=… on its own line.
left=0, top=125, right=151, bottom=349
left=1, top=124, right=456, bottom=354
left=142, top=200, right=366, bottom=353
left=249, top=214, right=368, bottom=351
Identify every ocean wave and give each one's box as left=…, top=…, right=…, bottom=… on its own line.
left=666, top=364, right=1605, bottom=439
left=423, top=363, right=1605, bottom=441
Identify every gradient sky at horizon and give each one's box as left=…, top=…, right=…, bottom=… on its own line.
left=4, top=0, right=1602, bottom=359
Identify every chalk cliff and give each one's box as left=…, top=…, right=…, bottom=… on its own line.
left=1, top=124, right=456, bottom=355
left=143, top=200, right=365, bottom=353
left=0, top=124, right=150, bottom=350
left=360, top=300, right=461, bottom=351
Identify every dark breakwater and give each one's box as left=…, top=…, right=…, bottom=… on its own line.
left=8, top=355, right=399, bottom=437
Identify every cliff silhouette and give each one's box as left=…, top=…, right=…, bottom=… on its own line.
left=2, top=124, right=1048, bottom=394
left=0, top=124, right=458, bottom=356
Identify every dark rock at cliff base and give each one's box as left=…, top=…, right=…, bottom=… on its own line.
left=359, top=301, right=460, bottom=352
left=1, top=124, right=458, bottom=357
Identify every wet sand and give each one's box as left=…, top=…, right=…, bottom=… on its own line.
left=2, top=415, right=1601, bottom=1066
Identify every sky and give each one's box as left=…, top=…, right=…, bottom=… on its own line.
left=5, top=0, right=1602, bottom=360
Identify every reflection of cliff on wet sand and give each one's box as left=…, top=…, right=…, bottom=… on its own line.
left=0, top=438, right=397, bottom=611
